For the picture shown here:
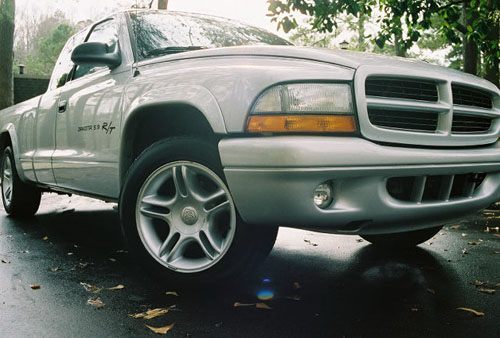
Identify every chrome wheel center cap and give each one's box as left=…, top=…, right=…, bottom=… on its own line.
left=181, top=206, right=198, bottom=225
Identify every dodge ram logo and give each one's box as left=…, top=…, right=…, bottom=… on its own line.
left=181, top=207, right=198, bottom=225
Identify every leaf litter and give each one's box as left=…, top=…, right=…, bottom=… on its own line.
left=233, top=302, right=272, bottom=310
left=1, top=259, right=10, bottom=264
left=130, top=308, right=169, bottom=320
left=87, top=297, right=105, bottom=307
left=30, top=284, right=40, bottom=290
left=457, top=307, right=484, bottom=317
left=145, top=323, right=175, bottom=335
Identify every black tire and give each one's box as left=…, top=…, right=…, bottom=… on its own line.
left=360, top=226, right=442, bottom=248
left=1, top=146, right=41, bottom=216
left=119, top=137, right=278, bottom=285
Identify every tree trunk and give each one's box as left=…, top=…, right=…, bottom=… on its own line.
left=357, top=14, right=366, bottom=51
left=394, top=33, right=406, bottom=57
left=484, top=22, right=499, bottom=88
left=0, top=0, right=15, bottom=110
left=158, top=0, right=168, bottom=10
left=462, top=4, right=478, bottom=75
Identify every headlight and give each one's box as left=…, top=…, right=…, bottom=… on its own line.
left=247, top=83, right=356, bottom=133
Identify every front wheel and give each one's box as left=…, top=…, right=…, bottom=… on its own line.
left=120, top=137, right=278, bottom=284
left=360, top=226, right=442, bottom=248
left=1, top=146, right=41, bottom=216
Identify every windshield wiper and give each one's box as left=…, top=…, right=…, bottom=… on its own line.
left=145, top=46, right=208, bottom=57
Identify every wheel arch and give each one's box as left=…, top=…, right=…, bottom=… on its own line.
left=0, top=124, right=27, bottom=182
left=119, top=101, right=226, bottom=187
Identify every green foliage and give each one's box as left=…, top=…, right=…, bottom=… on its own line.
left=24, top=24, right=75, bottom=77
left=268, top=0, right=500, bottom=85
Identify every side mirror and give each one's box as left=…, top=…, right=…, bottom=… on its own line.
left=71, top=42, right=121, bottom=69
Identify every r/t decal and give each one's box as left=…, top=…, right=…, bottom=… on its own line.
left=77, top=121, right=116, bottom=135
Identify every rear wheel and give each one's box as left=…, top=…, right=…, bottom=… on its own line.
left=120, top=137, right=278, bottom=284
left=360, top=226, right=442, bottom=248
left=1, top=146, right=41, bottom=216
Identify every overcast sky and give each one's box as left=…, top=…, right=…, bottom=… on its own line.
left=16, top=0, right=284, bottom=35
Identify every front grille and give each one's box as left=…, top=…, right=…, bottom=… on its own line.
left=366, top=77, right=439, bottom=102
left=387, top=173, right=486, bottom=203
left=368, top=108, right=438, bottom=132
left=452, top=84, right=492, bottom=109
left=452, top=114, right=492, bottom=133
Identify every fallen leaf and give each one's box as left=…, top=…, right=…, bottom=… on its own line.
left=461, top=233, right=468, bottom=237
left=478, top=288, right=496, bottom=295
left=72, top=262, right=91, bottom=270
left=30, top=284, right=40, bottom=290
left=108, top=258, right=117, bottom=262
left=468, top=241, right=482, bottom=245
left=49, top=267, right=61, bottom=272
left=304, top=239, right=318, bottom=247
left=18, top=250, right=29, bottom=254
left=426, top=288, right=436, bottom=294
left=473, top=280, right=486, bottom=286
left=450, top=225, right=461, bottom=230
left=130, top=308, right=169, bottom=320
left=439, top=232, right=446, bottom=235
left=106, top=284, right=125, bottom=290
left=292, top=282, right=301, bottom=290
left=493, top=251, right=500, bottom=254
left=80, top=282, right=102, bottom=293
left=256, top=303, right=272, bottom=310
left=145, top=323, right=175, bottom=335
left=87, top=297, right=105, bottom=307
left=1, top=259, right=10, bottom=264
left=493, top=234, right=500, bottom=238
left=483, top=212, right=495, bottom=216
left=462, top=249, right=469, bottom=255
left=165, top=291, right=179, bottom=296
left=42, top=236, right=48, bottom=241
left=457, top=307, right=484, bottom=317
left=233, top=302, right=255, bottom=308
left=286, top=295, right=301, bottom=301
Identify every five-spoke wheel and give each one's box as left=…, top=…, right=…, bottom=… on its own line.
left=137, top=161, right=236, bottom=273
left=120, top=137, right=278, bottom=284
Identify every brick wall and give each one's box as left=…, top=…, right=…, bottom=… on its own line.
left=13, top=75, right=50, bottom=104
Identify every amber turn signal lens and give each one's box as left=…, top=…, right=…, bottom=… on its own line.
left=247, top=115, right=356, bottom=133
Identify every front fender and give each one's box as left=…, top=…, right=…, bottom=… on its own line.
left=123, top=84, right=227, bottom=134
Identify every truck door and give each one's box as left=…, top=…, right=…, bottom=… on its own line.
left=53, top=17, right=126, bottom=199
left=32, top=29, right=88, bottom=185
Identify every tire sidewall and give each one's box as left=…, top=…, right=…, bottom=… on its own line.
left=120, top=137, right=256, bottom=284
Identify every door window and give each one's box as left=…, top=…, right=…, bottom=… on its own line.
left=49, top=28, right=89, bottom=90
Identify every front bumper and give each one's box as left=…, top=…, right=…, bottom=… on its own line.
left=219, top=136, right=500, bottom=235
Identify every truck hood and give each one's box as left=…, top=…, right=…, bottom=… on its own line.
left=142, top=45, right=435, bottom=71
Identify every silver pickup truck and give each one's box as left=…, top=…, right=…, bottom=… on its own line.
left=2, top=10, right=500, bottom=283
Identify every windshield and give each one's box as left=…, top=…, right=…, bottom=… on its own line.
left=129, top=11, right=293, bottom=61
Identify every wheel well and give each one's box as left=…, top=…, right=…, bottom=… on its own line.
left=0, top=132, right=12, bottom=153
left=119, top=104, right=220, bottom=185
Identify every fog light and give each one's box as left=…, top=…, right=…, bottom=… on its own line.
left=313, top=183, right=333, bottom=209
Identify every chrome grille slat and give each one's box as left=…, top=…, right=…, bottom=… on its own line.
left=366, top=78, right=439, bottom=102
left=368, top=108, right=438, bottom=132
left=452, top=84, right=493, bottom=109
left=452, top=114, right=492, bottom=133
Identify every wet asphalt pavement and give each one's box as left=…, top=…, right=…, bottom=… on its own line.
left=1, top=194, right=500, bottom=338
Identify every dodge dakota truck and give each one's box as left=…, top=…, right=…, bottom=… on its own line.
left=2, top=10, right=500, bottom=282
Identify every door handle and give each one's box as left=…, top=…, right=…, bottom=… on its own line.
left=58, top=100, right=67, bottom=113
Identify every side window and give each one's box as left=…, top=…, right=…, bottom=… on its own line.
left=49, top=29, right=88, bottom=90
left=73, top=19, right=119, bottom=80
